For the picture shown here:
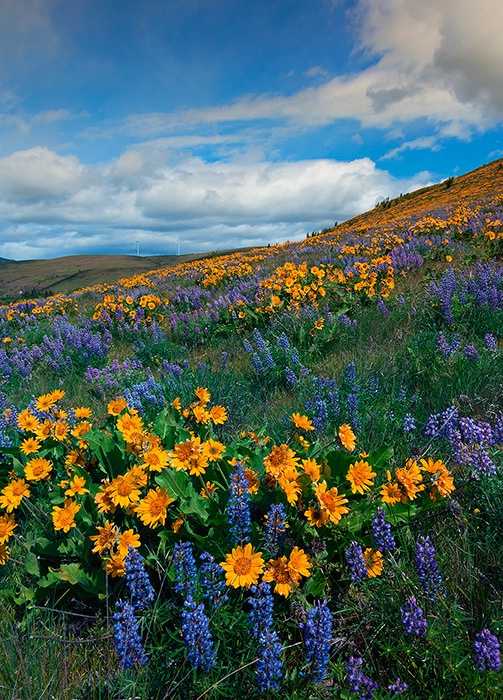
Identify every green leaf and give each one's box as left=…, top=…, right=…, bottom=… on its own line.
left=45, top=563, right=94, bottom=589
left=152, top=407, right=178, bottom=444
left=155, top=469, right=210, bottom=524
left=302, top=572, right=327, bottom=598
left=367, top=445, right=394, bottom=470
left=324, top=449, right=355, bottom=482
left=24, top=551, right=40, bottom=577
left=13, top=585, right=35, bottom=605
left=84, top=428, right=125, bottom=478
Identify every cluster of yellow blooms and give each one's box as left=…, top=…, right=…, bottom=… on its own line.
left=92, top=293, right=168, bottom=324
left=1, top=388, right=456, bottom=600
left=1, top=295, right=78, bottom=321
left=217, top=416, right=456, bottom=593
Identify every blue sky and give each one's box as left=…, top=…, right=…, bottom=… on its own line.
left=1, top=0, right=502, bottom=260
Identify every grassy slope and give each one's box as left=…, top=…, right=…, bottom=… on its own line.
left=0, top=248, right=254, bottom=301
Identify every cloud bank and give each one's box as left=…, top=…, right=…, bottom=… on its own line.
left=0, top=146, right=430, bottom=260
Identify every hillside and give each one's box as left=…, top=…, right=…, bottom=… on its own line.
left=0, top=247, right=253, bottom=301
left=336, top=157, right=503, bottom=232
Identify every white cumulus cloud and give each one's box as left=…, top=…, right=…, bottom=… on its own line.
left=0, top=146, right=431, bottom=260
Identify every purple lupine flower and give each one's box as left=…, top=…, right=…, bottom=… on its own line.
left=424, top=406, right=458, bottom=441
left=277, top=332, right=291, bottom=352
left=173, top=541, right=198, bottom=599
left=458, top=416, right=492, bottom=444
left=400, top=596, right=427, bottom=636
left=248, top=583, right=283, bottom=690
left=199, top=552, right=228, bottom=608
left=249, top=582, right=274, bottom=638
left=181, top=596, right=216, bottom=672
left=493, top=414, right=503, bottom=445
left=346, top=393, right=360, bottom=431
left=255, top=629, right=283, bottom=692
left=470, top=445, right=497, bottom=476
left=377, top=297, right=390, bottom=317
left=345, top=542, right=368, bottom=583
left=403, top=412, right=416, bottom=432
left=285, top=367, right=297, bottom=384
left=113, top=600, right=148, bottom=669
left=228, top=463, right=251, bottom=545
left=371, top=507, right=396, bottom=552
left=124, top=548, right=155, bottom=611
left=338, top=312, right=357, bottom=328
left=251, top=353, right=264, bottom=371
left=345, top=362, right=358, bottom=391
left=473, top=629, right=501, bottom=672
left=415, top=535, right=445, bottom=600
left=484, top=334, right=498, bottom=352
left=387, top=678, right=408, bottom=694
left=264, top=503, right=288, bottom=557
left=344, top=656, right=379, bottom=699
left=252, top=329, right=268, bottom=352
left=367, top=376, right=379, bottom=395
left=300, top=600, right=333, bottom=683
left=464, top=344, right=480, bottom=362
left=436, top=331, right=461, bottom=357
left=263, top=349, right=276, bottom=369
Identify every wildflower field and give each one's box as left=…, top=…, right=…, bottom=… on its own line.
left=1, top=158, right=503, bottom=699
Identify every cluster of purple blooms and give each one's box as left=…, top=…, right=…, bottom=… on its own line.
left=124, top=548, right=155, bottom=611
left=0, top=317, right=112, bottom=381
left=473, top=629, right=501, bottom=672
left=429, top=262, right=503, bottom=324
left=199, top=552, right=229, bottom=608
left=244, top=329, right=311, bottom=383
left=300, top=600, right=333, bottom=683
left=248, top=583, right=283, bottom=691
left=345, top=541, right=368, bottom=583
left=400, top=596, right=428, bottom=636
left=437, top=331, right=498, bottom=361
left=402, top=412, right=416, bottom=432
left=85, top=358, right=144, bottom=390
left=112, top=548, right=155, bottom=669
left=344, top=656, right=379, bottom=699
left=371, top=507, right=396, bottom=552
left=345, top=657, right=408, bottom=697
left=264, top=503, right=288, bottom=557
left=338, top=312, right=358, bottom=329
left=425, top=407, right=499, bottom=476
left=173, top=541, right=198, bottom=598
left=304, top=376, right=340, bottom=432
left=415, top=535, right=445, bottom=601
left=227, top=463, right=252, bottom=545
left=113, top=600, right=148, bottom=669
left=173, top=541, right=217, bottom=673
left=377, top=297, right=390, bottom=317
left=122, top=375, right=165, bottom=414
left=180, top=598, right=217, bottom=672
left=436, top=331, right=461, bottom=357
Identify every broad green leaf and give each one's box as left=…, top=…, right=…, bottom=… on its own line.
left=24, top=551, right=40, bottom=577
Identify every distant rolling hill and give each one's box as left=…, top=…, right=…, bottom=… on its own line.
left=0, top=249, right=253, bottom=301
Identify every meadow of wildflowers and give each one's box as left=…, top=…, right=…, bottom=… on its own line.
left=0, top=158, right=503, bottom=698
